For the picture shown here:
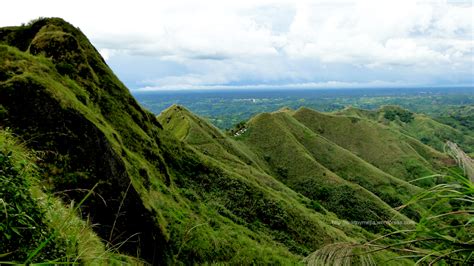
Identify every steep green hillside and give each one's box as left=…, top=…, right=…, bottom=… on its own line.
left=241, top=111, right=414, bottom=229
left=0, top=129, right=140, bottom=264
left=158, top=104, right=264, bottom=171
left=254, top=111, right=424, bottom=215
left=294, top=107, right=449, bottom=186
left=1, top=18, right=174, bottom=262
left=159, top=106, right=431, bottom=232
left=1, top=18, right=405, bottom=264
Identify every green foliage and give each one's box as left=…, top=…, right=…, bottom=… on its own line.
left=227, top=120, right=247, bottom=136
left=378, top=169, right=473, bottom=263
left=0, top=148, right=66, bottom=262
left=436, top=105, right=474, bottom=132
left=0, top=130, right=145, bottom=264
left=55, top=61, right=75, bottom=76
left=1, top=19, right=174, bottom=262
left=382, top=106, right=414, bottom=123
left=161, top=106, right=422, bottom=234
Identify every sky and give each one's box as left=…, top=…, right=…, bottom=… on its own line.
left=1, top=0, right=473, bottom=90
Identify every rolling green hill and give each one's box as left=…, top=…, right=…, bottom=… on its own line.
left=245, top=110, right=425, bottom=216
left=294, top=107, right=450, bottom=186
left=159, top=106, right=421, bottom=232
left=338, top=105, right=474, bottom=155
left=0, top=18, right=468, bottom=264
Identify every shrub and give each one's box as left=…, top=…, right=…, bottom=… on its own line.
left=383, top=108, right=414, bottom=123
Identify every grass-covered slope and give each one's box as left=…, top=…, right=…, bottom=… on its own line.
left=1, top=18, right=390, bottom=264
left=158, top=104, right=264, bottom=171
left=339, top=105, right=474, bottom=155
left=262, top=111, right=424, bottom=214
left=239, top=111, right=419, bottom=228
left=435, top=105, right=474, bottom=134
left=158, top=105, right=378, bottom=252
left=160, top=106, right=422, bottom=233
left=294, top=107, right=449, bottom=186
left=0, top=129, right=141, bottom=264
left=1, top=19, right=173, bottom=262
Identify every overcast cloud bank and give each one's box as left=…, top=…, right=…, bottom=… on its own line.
left=1, top=0, right=473, bottom=90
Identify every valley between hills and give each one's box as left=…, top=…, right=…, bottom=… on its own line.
left=1, top=18, right=473, bottom=265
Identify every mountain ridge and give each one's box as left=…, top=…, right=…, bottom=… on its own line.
left=0, top=18, right=467, bottom=264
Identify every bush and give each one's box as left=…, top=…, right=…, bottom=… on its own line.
left=383, top=108, right=414, bottom=123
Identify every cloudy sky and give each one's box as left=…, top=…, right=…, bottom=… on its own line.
left=1, top=0, right=473, bottom=90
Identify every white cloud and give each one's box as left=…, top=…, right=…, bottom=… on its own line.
left=1, top=0, right=472, bottom=89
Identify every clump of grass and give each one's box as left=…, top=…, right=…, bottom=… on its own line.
left=446, top=141, right=473, bottom=181
left=0, top=129, right=142, bottom=264
left=0, top=129, right=66, bottom=263
left=387, top=142, right=474, bottom=264
left=303, top=242, right=375, bottom=266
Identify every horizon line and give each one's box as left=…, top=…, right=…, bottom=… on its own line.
left=131, top=83, right=474, bottom=93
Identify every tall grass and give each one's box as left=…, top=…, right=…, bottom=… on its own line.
left=0, top=130, right=144, bottom=264
left=303, top=243, right=375, bottom=266
left=305, top=141, right=474, bottom=265
left=446, top=141, right=474, bottom=181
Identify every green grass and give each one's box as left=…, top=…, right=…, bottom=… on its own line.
left=339, top=105, right=474, bottom=155
left=1, top=18, right=372, bottom=264
left=295, top=107, right=447, bottom=185
left=160, top=106, right=423, bottom=234
left=0, top=129, right=141, bottom=264
left=271, top=111, right=426, bottom=217
left=158, top=105, right=373, bottom=258
left=158, top=102, right=469, bottom=264
left=238, top=110, right=417, bottom=231
left=0, top=17, right=467, bottom=264
left=307, top=145, right=474, bottom=265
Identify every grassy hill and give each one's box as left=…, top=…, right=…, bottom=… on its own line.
left=338, top=105, right=474, bottom=155
left=159, top=106, right=422, bottom=232
left=251, top=111, right=424, bottom=214
left=240, top=111, right=417, bottom=228
left=294, top=107, right=450, bottom=186
left=0, top=18, right=411, bottom=264
left=0, top=18, right=466, bottom=264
